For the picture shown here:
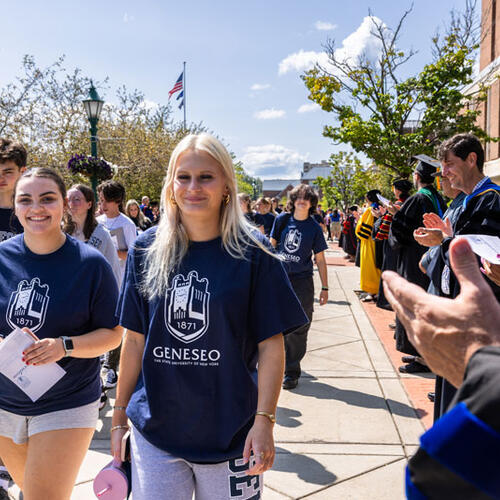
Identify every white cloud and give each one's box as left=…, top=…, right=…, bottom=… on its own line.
left=279, top=16, right=386, bottom=75
left=250, top=83, right=271, bottom=91
left=315, top=21, right=337, bottom=31
left=253, top=108, right=286, bottom=120
left=240, top=145, right=308, bottom=179
left=123, top=12, right=135, bottom=23
left=297, top=102, right=320, bottom=113
left=279, top=50, right=329, bottom=75
left=335, top=16, right=385, bottom=65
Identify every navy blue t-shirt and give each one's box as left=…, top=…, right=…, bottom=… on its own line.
left=271, top=213, right=328, bottom=278
left=259, top=212, right=275, bottom=236
left=0, top=208, right=23, bottom=242
left=118, top=228, right=307, bottom=463
left=0, top=235, right=119, bottom=415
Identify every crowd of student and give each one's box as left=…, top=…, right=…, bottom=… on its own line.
left=0, top=135, right=332, bottom=500
left=0, top=131, right=499, bottom=499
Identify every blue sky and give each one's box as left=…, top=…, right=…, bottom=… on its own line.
left=1, top=0, right=469, bottom=179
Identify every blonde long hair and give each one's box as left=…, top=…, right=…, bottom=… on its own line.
left=142, top=133, right=275, bottom=300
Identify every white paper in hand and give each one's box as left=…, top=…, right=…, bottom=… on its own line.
left=457, top=234, right=500, bottom=265
left=0, top=328, right=66, bottom=402
left=377, top=194, right=390, bottom=206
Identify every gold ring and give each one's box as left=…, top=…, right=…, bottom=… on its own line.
left=259, top=452, right=265, bottom=459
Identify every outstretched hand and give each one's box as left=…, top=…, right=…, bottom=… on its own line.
left=382, top=238, right=500, bottom=387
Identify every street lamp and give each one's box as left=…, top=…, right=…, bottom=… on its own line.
left=82, top=81, right=104, bottom=194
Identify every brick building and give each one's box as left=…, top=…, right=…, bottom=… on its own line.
left=262, top=161, right=332, bottom=198
left=464, top=0, right=500, bottom=181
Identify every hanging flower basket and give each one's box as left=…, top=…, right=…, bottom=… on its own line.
left=67, top=154, right=113, bottom=181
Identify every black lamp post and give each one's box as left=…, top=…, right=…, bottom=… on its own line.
left=82, top=82, right=104, bottom=195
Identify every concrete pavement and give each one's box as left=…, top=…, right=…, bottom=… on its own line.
left=72, top=244, right=425, bottom=499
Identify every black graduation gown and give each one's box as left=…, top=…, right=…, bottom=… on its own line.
left=408, top=347, right=500, bottom=499
left=371, top=217, right=384, bottom=270
left=341, top=215, right=357, bottom=256
left=429, top=188, right=500, bottom=418
left=388, top=187, right=447, bottom=355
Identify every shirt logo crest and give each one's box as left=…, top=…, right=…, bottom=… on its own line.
left=284, top=228, right=302, bottom=254
left=165, top=271, right=210, bottom=343
left=7, top=278, right=50, bottom=333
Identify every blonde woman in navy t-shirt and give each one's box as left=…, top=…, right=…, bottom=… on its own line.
left=112, top=133, right=306, bottom=499
left=0, top=168, right=122, bottom=499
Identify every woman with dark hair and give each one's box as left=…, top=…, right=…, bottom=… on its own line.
left=0, top=168, right=122, bottom=499
left=66, top=184, right=121, bottom=286
left=255, top=197, right=275, bottom=236
left=125, top=199, right=152, bottom=232
left=237, top=192, right=264, bottom=233
left=66, top=184, right=123, bottom=410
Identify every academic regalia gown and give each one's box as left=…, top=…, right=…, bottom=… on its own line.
left=388, top=186, right=446, bottom=355
left=371, top=217, right=384, bottom=270
left=407, top=347, right=500, bottom=498
left=355, top=209, right=381, bottom=295
left=428, top=184, right=500, bottom=419
left=341, top=215, right=357, bottom=256
left=374, top=200, right=405, bottom=310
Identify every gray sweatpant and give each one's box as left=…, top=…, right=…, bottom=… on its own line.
left=130, top=426, right=262, bottom=499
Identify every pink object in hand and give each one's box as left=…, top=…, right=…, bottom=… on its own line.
left=93, top=459, right=129, bottom=499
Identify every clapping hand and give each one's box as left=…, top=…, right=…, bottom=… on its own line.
left=414, top=227, right=444, bottom=247
left=423, top=213, right=453, bottom=237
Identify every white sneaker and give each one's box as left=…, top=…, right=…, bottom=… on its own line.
left=103, top=369, right=118, bottom=390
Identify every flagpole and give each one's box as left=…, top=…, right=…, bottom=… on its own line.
left=183, top=61, right=186, bottom=130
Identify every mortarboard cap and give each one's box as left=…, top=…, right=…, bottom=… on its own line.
left=392, top=179, right=413, bottom=192
left=412, top=154, right=439, bottom=183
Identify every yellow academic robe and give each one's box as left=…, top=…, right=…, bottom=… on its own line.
left=355, top=209, right=381, bottom=295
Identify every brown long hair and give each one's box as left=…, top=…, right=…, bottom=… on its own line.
left=64, top=184, right=98, bottom=240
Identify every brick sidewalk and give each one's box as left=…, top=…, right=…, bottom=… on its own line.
left=326, top=241, right=434, bottom=430
left=359, top=301, right=434, bottom=430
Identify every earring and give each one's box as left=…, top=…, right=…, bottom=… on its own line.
left=170, top=195, right=177, bottom=206
left=223, top=194, right=230, bottom=205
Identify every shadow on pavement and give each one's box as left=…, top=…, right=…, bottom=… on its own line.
left=273, top=447, right=337, bottom=485
left=313, top=299, right=351, bottom=306
left=276, top=406, right=302, bottom=428
left=292, top=376, right=419, bottom=419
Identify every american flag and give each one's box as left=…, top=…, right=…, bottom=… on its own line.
left=168, top=73, right=183, bottom=98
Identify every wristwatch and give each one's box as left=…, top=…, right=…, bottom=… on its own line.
left=60, top=336, right=74, bottom=357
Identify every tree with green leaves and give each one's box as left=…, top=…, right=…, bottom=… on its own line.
left=314, top=151, right=392, bottom=209
left=302, top=1, right=491, bottom=178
